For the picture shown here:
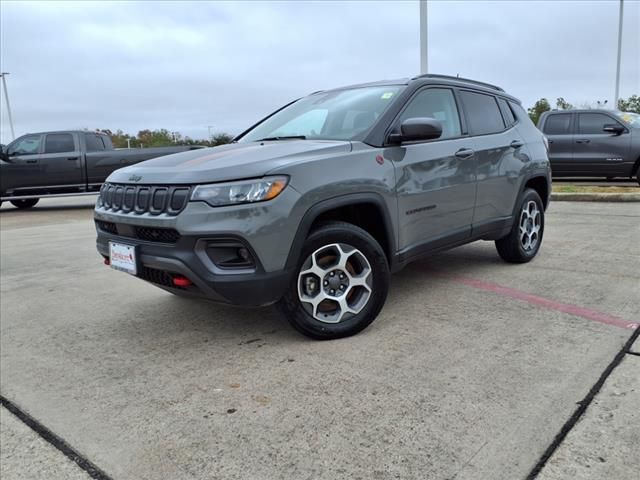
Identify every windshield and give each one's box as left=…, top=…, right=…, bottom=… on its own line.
left=238, top=85, right=404, bottom=142
left=613, top=111, right=640, bottom=128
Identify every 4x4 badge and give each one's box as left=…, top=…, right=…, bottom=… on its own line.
left=129, top=174, right=142, bottom=182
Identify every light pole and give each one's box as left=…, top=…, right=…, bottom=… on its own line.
left=207, top=125, right=214, bottom=140
left=0, top=72, right=16, bottom=140
left=419, top=0, right=428, bottom=74
left=614, top=0, right=624, bottom=109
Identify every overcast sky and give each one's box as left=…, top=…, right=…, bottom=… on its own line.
left=1, top=0, right=638, bottom=144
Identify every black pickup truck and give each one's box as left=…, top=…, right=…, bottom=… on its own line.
left=0, top=130, right=203, bottom=208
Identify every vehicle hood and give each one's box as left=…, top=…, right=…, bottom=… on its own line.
left=107, top=140, right=352, bottom=184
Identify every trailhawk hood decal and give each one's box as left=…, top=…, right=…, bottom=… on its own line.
left=107, top=140, right=352, bottom=184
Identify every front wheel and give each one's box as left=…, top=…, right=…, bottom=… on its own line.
left=11, top=198, right=39, bottom=209
left=495, top=188, right=545, bottom=263
left=278, top=221, right=390, bottom=340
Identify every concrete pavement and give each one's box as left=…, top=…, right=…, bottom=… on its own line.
left=0, top=406, right=89, bottom=480
left=1, top=198, right=639, bottom=479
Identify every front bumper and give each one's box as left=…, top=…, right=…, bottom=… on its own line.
left=96, top=230, right=293, bottom=306
left=93, top=190, right=302, bottom=306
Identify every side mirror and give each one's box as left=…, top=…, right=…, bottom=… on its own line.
left=0, top=144, right=8, bottom=162
left=388, top=117, right=443, bottom=144
left=603, top=124, right=624, bottom=135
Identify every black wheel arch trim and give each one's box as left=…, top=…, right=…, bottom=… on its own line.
left=512, top=171, right=551, bottom=218
left=284, top=192, right=396, bottom=270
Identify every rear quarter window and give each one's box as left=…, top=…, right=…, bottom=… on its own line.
left=497, top=98, right=516, bottom=127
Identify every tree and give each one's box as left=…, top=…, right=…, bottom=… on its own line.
left=136, top=129, right=175, bottom=147
left=527, top=98, right=551, bottom=125
left=95, top=128, right=234, bottom=148
left=617, top=95, right=640, bottom=114
left=211, top=133, right=233, bottom=146
left=555, top=97, right=573, bottom=110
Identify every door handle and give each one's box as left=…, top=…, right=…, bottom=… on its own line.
left=575, top=139, right=591, bottom=144
left=510, top=140, right=524, bottom=148
left=455, top=148, right=475, bottom=159
left=67, top=157, right=79, bottom=161
left=26, top=159, right=38, bottom=164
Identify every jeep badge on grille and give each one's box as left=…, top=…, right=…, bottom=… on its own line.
left=129, top=174, right=142, bottom=182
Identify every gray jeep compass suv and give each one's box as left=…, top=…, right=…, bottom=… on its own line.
left=94, top=74, right=551, bottom=339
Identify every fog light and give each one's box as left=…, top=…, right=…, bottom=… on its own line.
left=238, top=248, right=250, bottom=261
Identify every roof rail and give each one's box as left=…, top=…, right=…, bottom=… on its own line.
left=411, top=74, right=504, bottom=92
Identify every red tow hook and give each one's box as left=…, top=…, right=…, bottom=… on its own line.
left=103, top=257, right=111, bottom=266
left=172, top=275, right=193, bottom=287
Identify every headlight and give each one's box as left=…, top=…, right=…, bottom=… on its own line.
left=191, top=176, right=288, bottom=207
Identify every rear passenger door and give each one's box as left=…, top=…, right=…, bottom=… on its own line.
left=574, top=113, right=631, bottom=176
left=541, top=113, right=574, bottom=175
left=391, top=87, right=476, bottom=251
left=40, top=133, right=84, bottom=187
left=458, top=90, right=524, bottom=229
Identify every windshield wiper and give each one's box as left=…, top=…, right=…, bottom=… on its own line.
left=256, top=135, right=306, bottom=141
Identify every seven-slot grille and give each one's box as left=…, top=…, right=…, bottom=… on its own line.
left=98, top=183, right=190, bottom=216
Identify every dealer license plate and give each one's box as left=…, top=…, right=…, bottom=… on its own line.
left=109, top=242, right=137, bottom=275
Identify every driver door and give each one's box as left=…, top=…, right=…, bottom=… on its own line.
left=389, top=87, right=476, bottom=253
left=1, top=134, right=45, bottom=195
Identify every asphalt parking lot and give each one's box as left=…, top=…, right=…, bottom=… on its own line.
left=1, top=197, right=639, bottom=480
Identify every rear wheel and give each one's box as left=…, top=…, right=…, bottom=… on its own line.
left=495, top=188, right=544, bottom=263
left=278, top=221, right=389, bottom=340
left=10, top=198, right=39, bottom=209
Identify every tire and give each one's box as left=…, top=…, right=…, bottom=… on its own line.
left=277, top=221, right=390, bottom=340
left=10, top=198, right=39, bottom=209
left=637, top=171, right=640, bottom=187
left=495, top=188, right=544, bottom=263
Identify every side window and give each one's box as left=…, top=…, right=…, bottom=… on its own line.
left=578, top=113, right=620, bottom=135
left=86, top=134, right=106, bottom=152
left=398, top=88, right=461, bottom=139
left=7, top=135, right=41, bottom=156
left=45, top=133, right=75, bottom=154
left=459, top=90, right=505, bottom=135
left=543, top=114, right=572, bottom=134
left=497, top=98, right=516, bottom=127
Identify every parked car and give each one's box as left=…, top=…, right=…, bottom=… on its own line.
left=538, top=109, right=640, bottom=184
left=94, top=74, right=551, bottom=339
left=0, top=130, right=203, bottom=208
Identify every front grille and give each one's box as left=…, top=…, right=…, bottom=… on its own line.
left=135, top=227, right=181, bottom=243
left=96, top=220, right=117, bottom=235
left=138, top=266, right=185, bottom=290
left=98, top=183, right=190, bottom=216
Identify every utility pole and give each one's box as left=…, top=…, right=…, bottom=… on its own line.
left=0, top=72, right=16, bottom=140
left=419, top=0, right=428, bottom=74
left=614, top=0, right=624, bottom=109
left=207, top=125, right=214, bottom=140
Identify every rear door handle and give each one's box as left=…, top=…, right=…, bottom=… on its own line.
left=510, top=140, right=524, bottom=148
left=455, top=148, right=475, bottom=159
left=67, top=157, right=79, bottom=161
left=575, top=139, right=591, bottom=144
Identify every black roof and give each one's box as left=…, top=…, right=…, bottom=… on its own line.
left=313, top=74, right=519, bottom=103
